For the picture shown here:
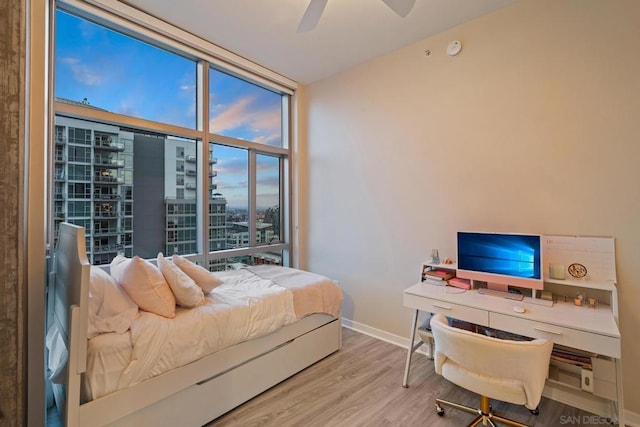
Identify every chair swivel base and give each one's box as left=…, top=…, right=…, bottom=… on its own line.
left=435, top=395, right=529, bottom=427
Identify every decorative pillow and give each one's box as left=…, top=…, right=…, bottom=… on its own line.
left=88, top=266, right=138, bottom=338
left=110, top=255, right=176, bottom=318
left=172, top=254, right=223, bottom=294
left=157, top=253, right=205, bottom=308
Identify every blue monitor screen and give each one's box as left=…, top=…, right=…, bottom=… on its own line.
left=457, top=232, right=541, bottom=280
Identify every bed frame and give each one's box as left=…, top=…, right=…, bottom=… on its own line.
left=51, top=223, right=342, bottom=426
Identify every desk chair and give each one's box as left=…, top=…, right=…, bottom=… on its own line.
left=430, top=313, right=553, bottom=427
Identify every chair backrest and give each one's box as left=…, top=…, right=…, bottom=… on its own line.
left=430, top=313, right=553, bottom=410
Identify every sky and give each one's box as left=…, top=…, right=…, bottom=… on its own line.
left=55, top=10, right=282, bottom=209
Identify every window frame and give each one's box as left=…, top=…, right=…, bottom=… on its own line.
left=51, top=1, right=294, bottom=268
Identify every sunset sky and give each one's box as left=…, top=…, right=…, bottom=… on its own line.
left=55, top=10, right=282, bottom=209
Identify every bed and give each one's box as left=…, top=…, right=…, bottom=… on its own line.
left=49, top=223, right=342, bottom=426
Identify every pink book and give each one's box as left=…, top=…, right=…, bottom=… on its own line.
left=448, top=277, right=471, bottom=290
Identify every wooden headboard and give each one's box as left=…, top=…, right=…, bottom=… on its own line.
left=52, top=223, right=91, bottom=423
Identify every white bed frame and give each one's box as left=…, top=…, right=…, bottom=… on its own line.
left=51, top=223, right=342, bottom=426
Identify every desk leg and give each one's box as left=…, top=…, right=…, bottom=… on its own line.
left=402, top=309, right=419, bottom=388
left=615, top=358, right=625, bottom=426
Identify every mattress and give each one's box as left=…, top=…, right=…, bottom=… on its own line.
left=83, top=266, right=342, bottom=401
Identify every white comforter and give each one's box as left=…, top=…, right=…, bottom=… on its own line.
left=116, top=268, right=296, bottom=390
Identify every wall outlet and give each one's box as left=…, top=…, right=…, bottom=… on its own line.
left=581, top=369, right=594, bottom=393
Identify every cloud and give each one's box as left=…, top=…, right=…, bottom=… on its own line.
left=218, top=180, right=248, bottom=190
left=216, top=157, right=248, bottom=177
left=209, top=95, right=282, bottom=143
left=210, top=96, right=255, bottom=133
left=257, top=176, right=280, bottom=187
left=252, top=134, right=281, bottom=145
left=60, top=57, right=105, bottom=86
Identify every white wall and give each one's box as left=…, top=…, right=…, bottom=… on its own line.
left=299, top=0, right=640, bottom=415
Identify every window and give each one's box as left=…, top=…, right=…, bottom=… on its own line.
left=256, top=154, right=281, bottom=244
left=52, top=7, right=291, bottom=268
left=210, top=69, right=283, bottom=147
left=55, top=10, right=196, bottom=129
left=209, top=144, right=247, bottom=253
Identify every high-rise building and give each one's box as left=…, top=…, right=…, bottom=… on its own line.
left=55, top=113, right=228, bottom=267
left=54, top=114, right=133, bottom=264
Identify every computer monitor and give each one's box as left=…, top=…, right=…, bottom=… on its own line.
left=457, top=231, right=543, bottom=291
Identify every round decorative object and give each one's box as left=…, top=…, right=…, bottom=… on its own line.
left=567, top=263, right=587, bottom=279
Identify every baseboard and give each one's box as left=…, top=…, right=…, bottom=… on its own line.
left=542, top=383, right=612, bottom=419
left=341, top=317, right=640, bottom=426
left=625, top=410, right=640, bottom=427
left=341, top=318, right=430, bottom=356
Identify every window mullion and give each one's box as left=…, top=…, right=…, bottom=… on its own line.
left=248, top=150, right=257, bottom=248
left=198, top=60, right=209, bottom=264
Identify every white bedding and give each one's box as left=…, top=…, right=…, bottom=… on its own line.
left=84, top=268, right=297, bottom=401
left=247, top=265, right=342, bottom=318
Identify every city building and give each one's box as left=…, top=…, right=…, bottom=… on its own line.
left=54, top=117, right=227, bottom=266
left=54, top=114, right=133, bottom=264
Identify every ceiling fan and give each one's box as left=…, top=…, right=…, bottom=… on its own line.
left=297, top=0, right=417, bottom=33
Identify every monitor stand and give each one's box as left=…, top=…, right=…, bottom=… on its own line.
left=487, top=282, right=509, bottom=292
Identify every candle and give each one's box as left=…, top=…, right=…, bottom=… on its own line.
left=549, top=263, right=565, bottom=280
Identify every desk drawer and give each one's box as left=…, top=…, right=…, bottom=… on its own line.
left=490, top=313, right=620, bottom=358
left=404, top=293, right=488, bottom=326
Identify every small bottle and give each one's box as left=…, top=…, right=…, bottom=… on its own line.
left=431, top=249, right=440, bottom=264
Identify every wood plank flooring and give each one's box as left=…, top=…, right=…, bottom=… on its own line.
left=207, top=328, right=608, bottom=427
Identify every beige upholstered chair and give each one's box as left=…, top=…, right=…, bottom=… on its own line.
left=430, top=313, right=553, bottom=427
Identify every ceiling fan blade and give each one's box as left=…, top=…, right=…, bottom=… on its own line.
left=382, top=0, right=416, bottom=18
left=297, top=0, right=329, bottom=33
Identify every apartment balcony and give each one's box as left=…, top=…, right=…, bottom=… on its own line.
left=55, top=137, right=66, bottom=145
left=185, top=169, right=197, bottom=177
left=209, top=156, right=217, bottom=165
left=66, top=213, right=91, bottom=219
left=93, top=227, right=122, bottom=236
left=67, top=192, right=91, bottom=199
left=186, top=155, right=197, bottom=163
left=94, top=139, right=125, bottom=151
left=92, top=243, right=124, bottom=254
left=186, top=183, right=197, bottom=190
left=93, top=214, right=121, bottom=221
left=67, top=175, right=92, bottom=182
left=93, top=193, right=121, bottom=201
left=55, top=173, right=66, bottom=181
left=209, top=170, right=217, bottom=178
left=94, top=175, right=124, bottom=184
left=55, top=154, right=66, bottom=163
left=94, top=158, right=125, bottom=168
left=54, top=192, right=65, bottom=201
left=67, top=155, right=92, bottom=163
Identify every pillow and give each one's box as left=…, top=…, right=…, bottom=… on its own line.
left=172, top=254, right=223, bottom=294
left=88, top=266, right=138, bottom=338
left=157, top=253, right=205, bottom=308
left=110, top=255, right=176, bottom=318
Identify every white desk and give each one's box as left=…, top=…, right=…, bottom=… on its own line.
left=402, top=283, right=624, bottom=425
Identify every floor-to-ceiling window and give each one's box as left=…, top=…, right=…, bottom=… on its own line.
left=52, top=5, right=292, bottom=270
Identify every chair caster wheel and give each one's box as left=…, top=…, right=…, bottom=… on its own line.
left=435, top=403, right=445, bottom=417
left=529, top=406, right=540, bottom=416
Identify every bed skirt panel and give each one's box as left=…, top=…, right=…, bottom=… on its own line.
left=78, top=316, right=341, bottom=426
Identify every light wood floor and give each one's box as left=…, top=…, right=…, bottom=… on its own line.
left=207, top=328, right=608, bottom=427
